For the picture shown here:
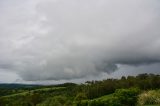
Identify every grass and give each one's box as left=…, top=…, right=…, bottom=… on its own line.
left=138, top=89, right=160, bottom=106
left=1, top=87, right=65, bottom=98
left=93, top=94, right=113, bottom=101
left=144, top=105, right=160, bottom=106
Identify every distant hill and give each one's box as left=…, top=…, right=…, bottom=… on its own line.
left=0, top=82, right=77, bottom=89
left=0, top=83, right=40, bottom=89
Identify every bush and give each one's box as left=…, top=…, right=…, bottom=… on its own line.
left=37, top=96, right=72, bottom=106
left=138, top=89, right=160, bottom=105
left=103, top=96, right=121, bottom=106
left=75, top=93, right=87, bottom=101
left=114, top=88, right=140, bottom=106
left=26, top=93, right=43, bottom=106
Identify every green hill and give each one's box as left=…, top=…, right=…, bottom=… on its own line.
left=0, top=73, right=160, bottom=106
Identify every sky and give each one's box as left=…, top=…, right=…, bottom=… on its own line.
left=0, top=0, right=160, bottom=84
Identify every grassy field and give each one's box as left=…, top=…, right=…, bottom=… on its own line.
left=1, top=86, right=65, bottom=98
left=93, top=94, right=113, bottom=101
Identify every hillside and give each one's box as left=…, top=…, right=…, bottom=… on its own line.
left=0, top=73, right=160, bottom=106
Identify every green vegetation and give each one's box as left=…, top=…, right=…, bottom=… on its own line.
left=138, top=89, right=160, bottom=106
left=0, top=73, right=160, bottom=106
left=75, top=88, right=140, bottom=106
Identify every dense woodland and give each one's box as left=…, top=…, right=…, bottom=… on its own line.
left=0, top=73, right=160, bottom=106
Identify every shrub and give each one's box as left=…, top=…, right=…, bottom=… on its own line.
left=103, top=96, right=121, bottom=106
left=138, top=89, right=160, bottom=105
left=88, top=100, right=105, bottom=106
left=75, top=93, right=87, bottom=101
left=114, top=87, right=140, bottom=106
left=37, top=96, right=72, bottom=106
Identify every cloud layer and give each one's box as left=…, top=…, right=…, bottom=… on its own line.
left=0, top=0, right=160, bottom=81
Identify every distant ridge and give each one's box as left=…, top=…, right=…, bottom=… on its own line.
left=0, top=83, right=41, bottom=89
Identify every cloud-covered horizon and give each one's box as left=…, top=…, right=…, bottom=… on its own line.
left=0, top=0, right=160, bottom=82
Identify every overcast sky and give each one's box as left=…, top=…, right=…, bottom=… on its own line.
left=0, top=0, right=160, bottom=84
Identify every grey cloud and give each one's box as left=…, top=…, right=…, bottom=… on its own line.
left=95, top=62, right=118, bottom=74
left=0, top=0, right=160, bottom=81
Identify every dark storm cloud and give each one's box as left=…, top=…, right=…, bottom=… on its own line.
left=0, top=0, right=160, bottom=81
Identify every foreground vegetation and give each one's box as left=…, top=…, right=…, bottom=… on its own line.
left=0, top=73, right=160, bottom=106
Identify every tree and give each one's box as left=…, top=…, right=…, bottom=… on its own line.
left=26, top=93, right=43, bottom=106
left=114, top=88, right=140, bottom=106
left=75, top=92, right=87, bottom=106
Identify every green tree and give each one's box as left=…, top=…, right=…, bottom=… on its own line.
left=75, top=93, right=87, bottom=106
left=114, top=88, right=140, bottom=106
left=26, top=93, right=43, bottom=106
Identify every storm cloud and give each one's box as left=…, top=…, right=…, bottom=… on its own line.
left=0, top=0, right=160, bottom=81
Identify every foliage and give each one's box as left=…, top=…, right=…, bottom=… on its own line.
left=74, top=88, right=140, bottom=106
left=113, top=87, right=140, bottom=106
left=75, top=93, right=87, bottom=101
left=0, top=73, right=159, bottom=106
left=37, top=96, right=73, bottom=106
left=138, top=89, right=160, bottom=105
